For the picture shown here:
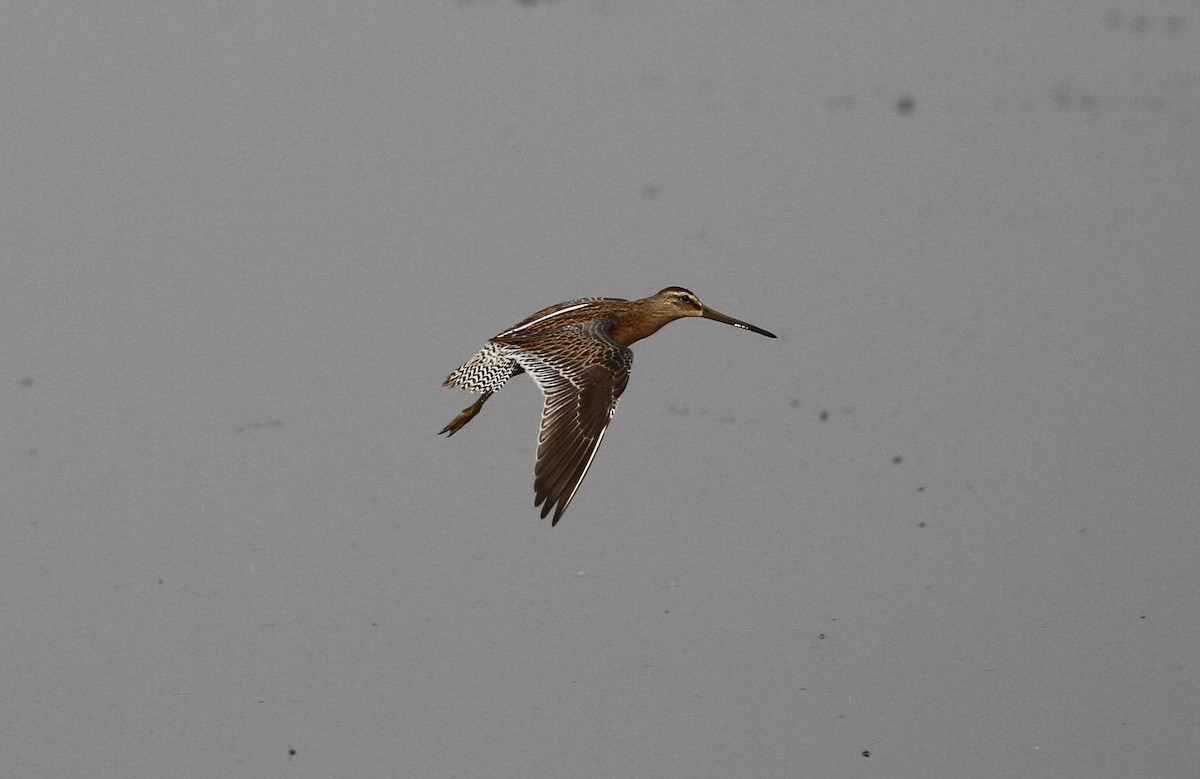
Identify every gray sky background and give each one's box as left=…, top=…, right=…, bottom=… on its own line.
left=3, top=2, right=1198, bottom=777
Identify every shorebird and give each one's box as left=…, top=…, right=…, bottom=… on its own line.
left=440, top=287, right=776, bottom=525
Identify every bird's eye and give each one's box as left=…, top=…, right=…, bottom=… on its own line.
left=679, top=294, right=693, bottom=304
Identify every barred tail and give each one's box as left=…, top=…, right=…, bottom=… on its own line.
left=443, top=342, right=521, bottom=393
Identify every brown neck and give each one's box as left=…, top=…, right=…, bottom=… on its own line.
left=609, top=311, right=675, bottom=346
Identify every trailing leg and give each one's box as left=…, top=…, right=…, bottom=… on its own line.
left=439, top=391, right=493, bottom=436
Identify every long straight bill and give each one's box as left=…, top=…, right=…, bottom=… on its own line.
left=700, top=307, right=777, bottom=338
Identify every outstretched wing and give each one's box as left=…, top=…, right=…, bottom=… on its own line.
left=510, top=325, right=632, bottom=525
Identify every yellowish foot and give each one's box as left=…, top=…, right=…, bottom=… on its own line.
left=439, top=392, right=491, bottom=436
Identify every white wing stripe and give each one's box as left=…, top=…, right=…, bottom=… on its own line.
left=499, top=302, right=592, bottom=336
left=560, top=425, right=607, bottom=512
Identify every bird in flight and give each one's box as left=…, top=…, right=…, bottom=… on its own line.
left=440, top=287, right=776, bottom=525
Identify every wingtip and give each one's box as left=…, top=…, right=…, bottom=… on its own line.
left=535, top=494, right=566, bottom=526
